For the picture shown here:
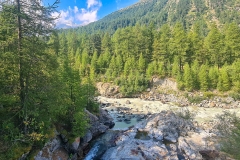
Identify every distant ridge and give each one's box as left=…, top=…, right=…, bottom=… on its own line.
left=75, top=0, right=240, bottom=34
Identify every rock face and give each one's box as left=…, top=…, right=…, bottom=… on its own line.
left=34, top=136, right=69, bottom=160
left=99, top=111, right=219, bottom=160
left=96, top=82, right=120, bottom=97
left=34, top=108, right=114, bottom=160
left=84, top=130, right=122, bottom=160
left=152, top=77, right=178, bottom=91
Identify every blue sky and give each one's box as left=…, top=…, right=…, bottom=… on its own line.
left=45, top=0, right=139, bottom=28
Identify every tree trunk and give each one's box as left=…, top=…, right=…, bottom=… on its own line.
left=16, top=0, right=26, bottom=134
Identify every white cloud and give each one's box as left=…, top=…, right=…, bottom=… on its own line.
left=76, top=9, right=98, bottom=25
left=74, top=6, right=79, bottom=13
left=52, top=0, right=102, bottom=28
left=87, top=0, right=102, bottom=9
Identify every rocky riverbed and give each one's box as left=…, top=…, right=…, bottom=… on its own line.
left=82, top=96, right=239, bottom=160
left=98, top=96, right=240, bottom=124
left=33, top=94, right=239, bottom=160
left=85, top=110, right=231, bottom=160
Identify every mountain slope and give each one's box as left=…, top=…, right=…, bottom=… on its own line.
left=76, top=0, right=240, bottom=34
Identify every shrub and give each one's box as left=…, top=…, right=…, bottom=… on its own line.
left=188, top=96, right=205, bottom=103
left=203, top=91, right=215, bottom=99
left=215, top=111, right=240, bottom=159
left=174, top=107, right=196, bottom=121
left=229, top=92, right=240, bottom=101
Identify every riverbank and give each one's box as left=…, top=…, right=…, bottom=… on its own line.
left=97, top=96, right=240, bottom=124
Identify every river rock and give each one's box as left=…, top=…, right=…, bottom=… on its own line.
left=178, top=137, right=202, bottom=160
left=126, top=100, right=131, bottom=104
left=99, top=111, right=206, bottom=160
left=34, top=136, right=69, bottom=160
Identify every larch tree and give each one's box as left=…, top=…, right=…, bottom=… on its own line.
left=169, top=22, right=189, bottom=71
left=183, top=63, right=194, bottom=91
left=204, top=23, right=223, bottom=68
left=198, top=64, right=209, bottom=91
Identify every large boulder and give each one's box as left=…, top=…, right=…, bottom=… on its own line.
left=35, top=108, right=115, bottom=160
left=34, top=136, right=69, bottom=160
left=96, top=82, right=120, bottom=97
left=138, top=110, right=195, bottom=143
left=152, top=77, right=178, bottom=91
left=101, top=111, right=204, bottom=160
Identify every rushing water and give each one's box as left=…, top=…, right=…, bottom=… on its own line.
left=112, top=117, right=138, bottom=130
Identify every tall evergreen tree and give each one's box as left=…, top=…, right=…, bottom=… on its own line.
left=217, top=66, right=231, bottom=91
left=204, top=23, right=224, bottom=68
left=224, top=23, right=240, bottom=63
left=183, top=63, right=194, bottom=91
left=198, top=64, right=209, bottom=91
left=208, top=66, right=219, bottom=89
left=169, top=22, right=189, bottom=71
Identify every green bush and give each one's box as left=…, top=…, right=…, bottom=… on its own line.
left=229, top=92, right=240, bottom=101
left=187, top=96, right=205, bottom=103
left=216, top=111, right=240, bottom=159
left=203, top=91, right=215, bottom=99
left=174, top=107, right=196, bottom=121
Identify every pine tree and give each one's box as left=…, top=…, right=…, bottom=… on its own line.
left=224, top=23, right=240, bottom=64
left=169, top=22, right=189, bottom=71
left=158, top=62, right=166, bottom=77
left=231, top=60, right=240, bottom=92
left=153, top=24, right=171, bottom=64
left=188, top=23, right=205, bottom=64
left=146, top=62, right=155, bottom=79
left=183, top=63, right=194, bottom=91
left=115, top=54, right=124, bottom=75
left=204, top=23, right=223, bottom=68
left=217, top=66, right=231, bottom=91
left=191, top=60, right=200, bottom=90
left=101, top=32, right=112, bottom=53
left=198, top=64, right=209, bottom=91
left=138, top=53, right=146, bottom=74
left=90, top=51, right=98, bottom=73
left=172, top=56, right=180, bottom=78
left=209, top=66, right=219, bottom=89
left=81, top=48, right=90, bottom=76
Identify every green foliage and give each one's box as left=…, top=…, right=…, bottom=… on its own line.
left=203, top=92, right=215, bottom=99
left=72, top=111, right=89, bottom=137
left=183, top=63, right=194, bottom=91
left=187, top=96, right=205, bottom=104
left=204, top=23, right=224, bottom=68
left=174, top=108, right=196, bottom=121
left=198, top=64, right=209, bottom=91
left=231, top=60, right=240, bottom=92
left=119, top=71, right=148, bottom=96
left=216, top=111, right=240, bottom=159
left=170, top=22, right=189, bottom=70
left=0, top=1, right=97, bottom=158
left=75, top=0, right=240, bottom=34
left=176, top=71, right=184, bottom=90
left=217, top=67, right=231, bottom=91
left=172, top=56, right=180, bottom=78
left=228, top=92, right=240, bottom=101
left=208, top=66, right=219, bottom=89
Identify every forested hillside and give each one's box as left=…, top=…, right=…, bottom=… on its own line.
left=0, top=1, right=97, bottom=159
left=1, top=0, right=240, bottom=159
left=77, top=0, right=240, bottom=34
left=61, top=21, right=240, bottom=96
